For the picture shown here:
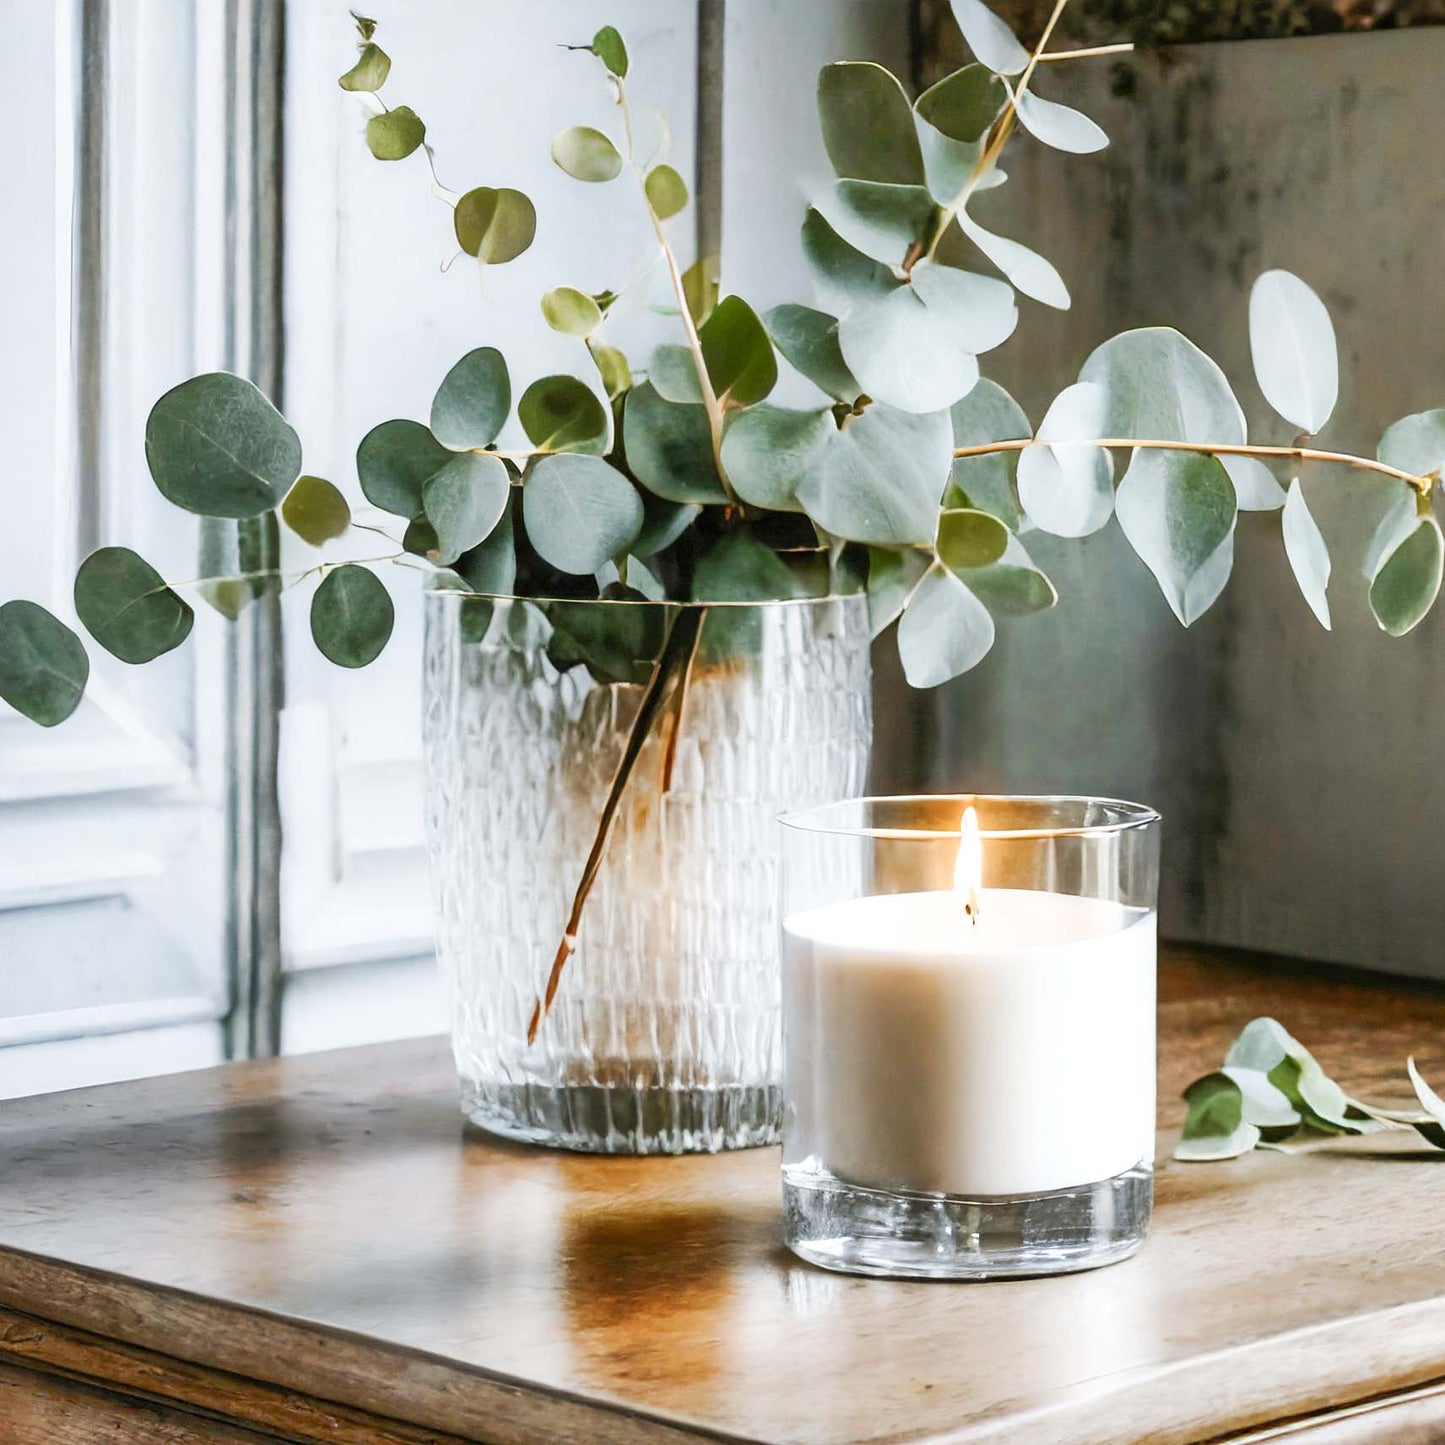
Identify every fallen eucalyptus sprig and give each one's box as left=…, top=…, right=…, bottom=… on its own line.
left=1175, top=1017, right=1445, bottom=1160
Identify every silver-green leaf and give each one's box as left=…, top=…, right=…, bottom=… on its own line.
left=763, top=304, right=861, bottom=403
left=897, top=566, right=996, bottom=686
left=1248, top=270, right=1338, bottom=436
left=1368, top=509, right=1444, bottom=637
left=430, top=347, right=510, bottom=450
left=73, top=547, right=193, bottom=665
left=422, top=453, right=510, bottom=567
left=1013, top=89, right=1108, bottom=154
left=1281, top=477, right=1331, bottom=630
left=622, top=383, right=727, bottom=504
left=949, top=0, right=1029, bottom=75
left=816, top=61, right=924, bottom=185
left=523, top=455, right=643, bottom=575
left=310, top=564, right=394, bottom=667
left=0, top=601, right=89, bottom=727
left=720, top=405, right=831, bottom=512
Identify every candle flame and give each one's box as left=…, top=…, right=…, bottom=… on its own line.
left=955, top=806, right=982, bottom=926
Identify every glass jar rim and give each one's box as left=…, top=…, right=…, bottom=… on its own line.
left=779, top=793, right=1162, bottom=841
left=425, top=585, right=869, bottom=613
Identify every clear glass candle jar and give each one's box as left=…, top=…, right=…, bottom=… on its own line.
left=779, top=794, right=1161, bottom=1279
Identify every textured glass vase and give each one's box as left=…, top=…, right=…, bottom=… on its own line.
left=422, top=591, right=873, bottom=1154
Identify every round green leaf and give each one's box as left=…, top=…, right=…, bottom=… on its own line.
left=590, top=342, right=632, bottom=399
left=817, top=180, right=937, bottom=266
left=518, top=375, right=610, bottom=454
left=763, top=304, right=860, bottom=403
left=644, top=163, right=688, bottom=220
left=453, top=187, right=536, bottom=263
left=896, top=566, right=995, bottom=687
left=691, top=533, right=805, bottom=602
left=1369, top=511, right=1444, bottom=638
left=958, top=539, right=1058, bottom=617
left=145, top=372, right=301, bottom=519
left=403, top=517, right=439, bottom=558
left=365, top=105, right=425, bottom=161
left=522, top=454, right=643, bottom=574
left=800, top=207, right=896, bottom=318
left=700, top=295, right=777, bottom=408
left=430, top=347, right=511, bottom=449
left=720, top=405, right=832, bottom=512
left=1114, top=449, right=1237, bottom=627
left=950, top=0, right=1029, bottom=75
left=648, top=344, right=704, bottom=405
left=310, top=564, right=394, bottom=667
left=338, top=42, right=390, bottom=92
left=592, top=25, right=628, bottom=77
left=0, top=600, right=89, bottom=727
left=281, top=475, right=351, bottom=547
left=936, top=507, right=1009, bottom=571
left=816, top=61, right=924, bottom=185
left=1175, top=1073, right=1259, bottom=1162
left=73, top=546, right=194, bottom=665
left=1249, top=270, right=1338, bottom=436
left=356, top=419, right=451, bottom=518
left=634, top=493, right=700, bottom=556
left=681, top=256, right=719, bottom=327
left=1378, top=410, right=1445, bottom=478
left=797, top=402, right=951, bottom=546
left=541, top=287, right=603, bottom=337
left=422, top=453, right=510, bottom=566
left=622, top=382, right=727, bottom=504
left=551, top=126, right=623, bottom=182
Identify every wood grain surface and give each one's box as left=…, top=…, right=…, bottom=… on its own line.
left=2, top=943, right=1445, bottom=1444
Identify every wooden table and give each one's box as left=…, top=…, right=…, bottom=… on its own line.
left=4, top=944, right=1445, bottom=1444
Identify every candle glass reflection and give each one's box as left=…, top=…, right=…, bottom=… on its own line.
left=780, top=795, right=1161, bottom=1280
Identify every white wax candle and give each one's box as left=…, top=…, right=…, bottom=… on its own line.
left=783, top=888, right=1156, bottom=1198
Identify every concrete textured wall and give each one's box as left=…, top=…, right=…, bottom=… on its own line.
left=875, top=31, right=1445, bottom=976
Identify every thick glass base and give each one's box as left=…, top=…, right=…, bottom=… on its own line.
left=782, top=1160, right=1152, bottom=1279
left=461, top=1078, right=781, bottom=1154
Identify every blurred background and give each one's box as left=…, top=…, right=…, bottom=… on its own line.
left=2, top=0, right=1442, bottom=1097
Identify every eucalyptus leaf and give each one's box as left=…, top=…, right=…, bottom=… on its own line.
left=914, top=63, right=1004, bottom=204
left=622, top=382, right=726, bottom=504
left=649, top=344, right=704, bottom=404
left=1378, top=409, right=1445, bottom=479
left=1223, top=1018, right=1356, bottom=1134
left=634, top=493, right=700, bottom=556
left=949, top=0, right=1029, bottom=75
left=1013, top=89, right=1108, bottom=154
left=519, top=375, right=610, bottom=455
left=1114, top=449, right=1238, bottom=626
left=816, top=61, right=924, bottom=185
left=590, top=342, right=633, bottom=399
left=591, top=25, right=628, bottom=77
left=356, top=419, right=451, bottom=518
left=681, top=256, right=719, bottom=327
left=1221, top=456, right=1287, bottom=512
left=1249, top=270, right=1338, bottom=435
left=797, top=402, right=952, bottom=546
left=1368, top=510, right=1444, bottom=637
left=430, top=347, right=510, bottom=449
left=959, top=212, right=1069, bottom=309
left=954, top=533, right=1057, bottom=616
left=523, top=454, right=643, bottom=574
left=692, top=532, right=805, bottom=602
left=1080, top=327, right=1246, bottom=445
left=551, top=125, right=623, bottom=182
left=1175, top=1073, right=1260, bottom=1162
left=817, top=181, right=937, bottom=266
left=145, top=372, right=301, bottom=519
left=339, top=42, right=390, bottom=92
left=403, top=517, right=439, bottom=559
left=1220, top=1065, right=1302, bottom=1133
left=280, top=475, right=351, bottom=547
left=644, top=163, right=688, bottom=220
left=542, top=286, right=603, bottom=337
left=763, top=304, right=861, bottom=403
left=720, top=405, right=832, bottom=512
left=0, top=600, right=89, bottom=727
left=1017, top=442, right=1114, bottom=538
left=422, top=453, right=510, bottom=566
left=700, top=295, right=777, bottom=408
left=365, top=105, right=425, bottom=160
left=453, top=187, right=536, bottom=264
left=839, top=260, right=1016, bottom=413
left=800, top=208, right=896, bottom=317
left=867, top=547, right=929, bottom=638
left=548, top=589, right=663, bottom=685
left=1281, top=478, right=1331, bottom=630
left=310, top=564, right=394, bottom=667
left=936, top=507, right=1009, bottom=571
left=453, top=500, right=517, bottom=595
left=948, top=378, right=1030, bottom=529
left=896, top=566, right=995, bottom=686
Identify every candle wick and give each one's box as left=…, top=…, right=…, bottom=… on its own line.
left=965, top=888, right=980, bottom=927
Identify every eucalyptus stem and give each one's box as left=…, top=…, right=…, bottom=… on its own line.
left=616, top=80, right=739, bottom=507
left=924, top=0, right=1074, bottom=263
left=951, top=436, right=1434, bottom=495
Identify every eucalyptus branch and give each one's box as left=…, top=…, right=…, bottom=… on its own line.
left=951, top=437, right=1434, bottom=495
left=615, top=80, right=739, bottom=507
left=1035, top=42, right=1134, bottom=62
left=924, top=0, right=1074, bottom=263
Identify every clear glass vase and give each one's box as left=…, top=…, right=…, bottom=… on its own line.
left=422, top=590, right=873, bottom=1154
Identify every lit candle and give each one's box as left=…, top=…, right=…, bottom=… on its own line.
left=782, top=807, right=1156, bottom=1199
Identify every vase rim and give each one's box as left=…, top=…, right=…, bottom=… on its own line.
left=780, top=793, right=1162, bottom=841
left=425, top=585, right=870, bottom=613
